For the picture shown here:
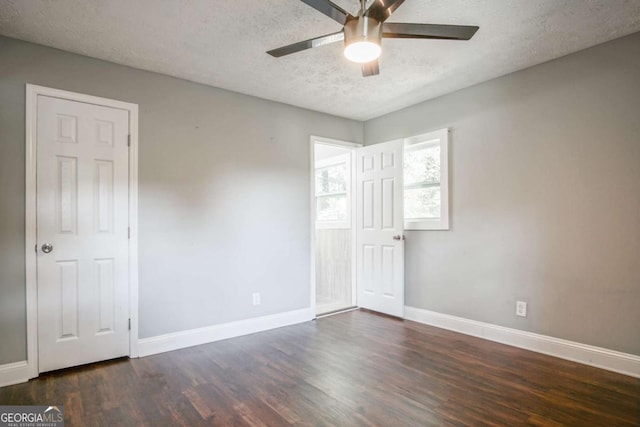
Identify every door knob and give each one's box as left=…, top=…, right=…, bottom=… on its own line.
left=41, top=243, right=53, bottom=254
left=392, top=235, right=405, bottom=241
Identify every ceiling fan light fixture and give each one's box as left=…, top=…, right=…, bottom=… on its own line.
left=266, top=0, right=479, bottom=78
left=343, top=16, right=382, bottom=63
left=344, top=40, right=381, bottom=63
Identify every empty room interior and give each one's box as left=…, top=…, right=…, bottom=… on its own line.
left=1, top=0, right=639, bottom=425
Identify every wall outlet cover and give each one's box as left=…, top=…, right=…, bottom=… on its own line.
left=516, top=301, right=527, bottom=317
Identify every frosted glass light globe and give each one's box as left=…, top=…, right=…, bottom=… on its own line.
left=344, top=41, right=381, bottom=63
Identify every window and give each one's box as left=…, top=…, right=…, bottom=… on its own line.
left=315, top=153, right=351, bottom=229
left=404, top=128, right=449, bottom=230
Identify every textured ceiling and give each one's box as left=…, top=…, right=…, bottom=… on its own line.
left=1, top=0, right=640, bottom=120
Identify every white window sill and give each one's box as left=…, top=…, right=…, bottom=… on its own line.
left=404, top=218, right=449, bottom=231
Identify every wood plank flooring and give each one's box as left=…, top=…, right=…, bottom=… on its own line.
left=1, top=310, right=638, bottom=426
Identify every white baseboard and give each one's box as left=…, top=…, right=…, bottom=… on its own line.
left=0, top=360, right=30, bottom=387
left=404, top=306, right=640, bottom=378
left=138, top=307, right=315, bottom=357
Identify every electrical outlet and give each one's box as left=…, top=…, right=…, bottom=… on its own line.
left=516, top=301, right=527, bottom=317
left=252, top=292, right=261, bottom=306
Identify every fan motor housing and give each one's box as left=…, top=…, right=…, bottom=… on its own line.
left=344, top=16, right=382, bottom=46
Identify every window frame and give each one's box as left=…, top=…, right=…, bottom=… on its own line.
left=403, top=128, right=449, bottom=231
left=314, top=153, right=352, bottom=230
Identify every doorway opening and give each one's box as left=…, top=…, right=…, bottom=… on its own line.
left=310, top=137, right=360, bottom=316
left=311, top=135, right=412, bottom=319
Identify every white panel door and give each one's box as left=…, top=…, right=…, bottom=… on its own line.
left=356, top=140, right=405, bottom=317
left=36, top=95, right=130, bottom=373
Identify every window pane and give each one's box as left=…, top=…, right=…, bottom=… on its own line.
left=404, top=145, right=440, bottom=185
left=316, top=195, right=347, bottom=221
left=405, top=186, right=441, bottom=219
left=316, top=163, right=347, bottom=195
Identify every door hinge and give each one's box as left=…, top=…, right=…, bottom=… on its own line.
left=128, top=318, right=131, bottom=331
left=127, top=134, right=131, bottom=147
left=128, top=227, right=130, bottom=239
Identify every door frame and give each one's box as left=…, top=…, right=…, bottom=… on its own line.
left=25, top=84, right=139, bottom=379
left=309, top=136, right=361, bottom=315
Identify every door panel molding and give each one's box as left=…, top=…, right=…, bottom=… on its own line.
left=25, top=84, right=139, bottom=379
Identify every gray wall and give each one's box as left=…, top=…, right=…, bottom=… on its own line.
left=365, top=32, right=640, bottom=355
left=0, top=36, right=362, bottom=364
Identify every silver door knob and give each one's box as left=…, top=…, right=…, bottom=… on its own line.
left=41, top=243, right=53, bottom=254
left=393, top=235, right=405, bottom=241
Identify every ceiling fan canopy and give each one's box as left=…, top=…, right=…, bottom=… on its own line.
left=267, top=0, right=479, bottom=77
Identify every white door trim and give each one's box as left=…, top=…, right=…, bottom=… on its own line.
left=309, top=136, right=361, bottom=315
left=25, top=84, right=139, bottom=379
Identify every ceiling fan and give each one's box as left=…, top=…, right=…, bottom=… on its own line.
left=267, top=0, right=479, bottom=77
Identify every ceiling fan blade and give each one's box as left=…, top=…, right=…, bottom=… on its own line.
left=365, top=0, right=405, bottom=22
left=361, top=60, right=380, bottom=77
left=299, top=0, right=350, bottom=25
left=267, top=31, right=344, bottom=57
left=382, top=23, right=479, bottom=40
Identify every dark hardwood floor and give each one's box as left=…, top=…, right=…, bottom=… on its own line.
left=1, top=310, right=638, bottom=426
